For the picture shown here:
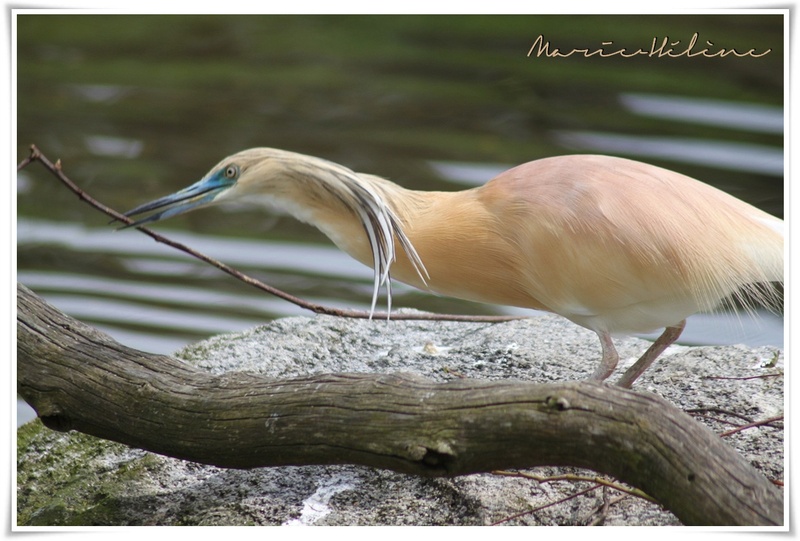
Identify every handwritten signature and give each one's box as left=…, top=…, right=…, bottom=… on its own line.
left=528, top=33, right=772, bottom=58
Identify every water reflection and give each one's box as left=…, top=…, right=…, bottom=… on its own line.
left=431, top=95, right=782, bottom=186
left=69, top=84, right=132, bottom=104
left=558, top=94, right=783, bottom=177
left=19, top=219, right=374, bottom=281
left=30, top=293, right=269, bottom=335
left=85, top=135, right=144, bottom=158
left=428, top=161, right=510, bottom=186
left=554, top=131, right=783, bottom=176
left=619, top=94, right=783, bottom=134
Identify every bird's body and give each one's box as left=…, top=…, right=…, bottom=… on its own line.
left=124, top=148, right=783, bottom=387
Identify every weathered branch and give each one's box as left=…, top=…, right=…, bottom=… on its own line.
left=16, top=283, right=782, bottom=526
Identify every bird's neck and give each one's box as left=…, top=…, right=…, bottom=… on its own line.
left=303, top=172, right=430, bottom=271
left=270, top=162, right=540, bottom=309
left=314, top=174, right=540, bottom=308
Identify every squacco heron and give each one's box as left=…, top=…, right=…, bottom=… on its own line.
left=124, top=148, right=783, bottom=387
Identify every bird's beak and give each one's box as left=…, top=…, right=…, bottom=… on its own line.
left=120, top=174, right=235, bottom=228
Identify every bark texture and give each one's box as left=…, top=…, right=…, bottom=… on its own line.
left=17, top=283, right=783, bottom=526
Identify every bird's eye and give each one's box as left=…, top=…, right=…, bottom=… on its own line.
left=224, top=165, right=240, bottom=179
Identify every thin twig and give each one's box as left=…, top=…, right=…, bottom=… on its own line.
left=705, top=373, right=782, bottom=381
left=491, top=470, right=658, bottom=503
left=490, top=484, right=602, bottom=526
left=685, top=407, right=757, bottom=424
left=490, top=469, right=658, bottom=525
left=686, top=408, right=784, bottom=434
left=18, top=144, right=525, bottom=323
left=690, top=413, right=753, bottom=429
left=719, top=415, right=784, bottom=438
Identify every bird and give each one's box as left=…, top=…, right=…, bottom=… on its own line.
left=122, top=148, right=784, bottom=387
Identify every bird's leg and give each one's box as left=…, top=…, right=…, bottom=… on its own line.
left=615, top=320, right=687, bottom=388
left=588, top=331, right=619, bottom=382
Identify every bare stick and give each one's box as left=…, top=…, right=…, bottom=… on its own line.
left=720, top=415, right=784, bottom=438
left=686, top=408, right=784, bottom=432
left=18, top=144, right=523, bottom=323
left=491, top=470, right=657, bottom=503
left=490, top=485, right=602, bottom=525
left=705, top=374, right=782, bottom=381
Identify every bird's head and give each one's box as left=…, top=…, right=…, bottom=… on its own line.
left=120, top=147, right=429, bottom=315
left=121, top=148, right=313, bottom=227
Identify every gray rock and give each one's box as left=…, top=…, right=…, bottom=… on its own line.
left=17, top=312, right=783, bottom=526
